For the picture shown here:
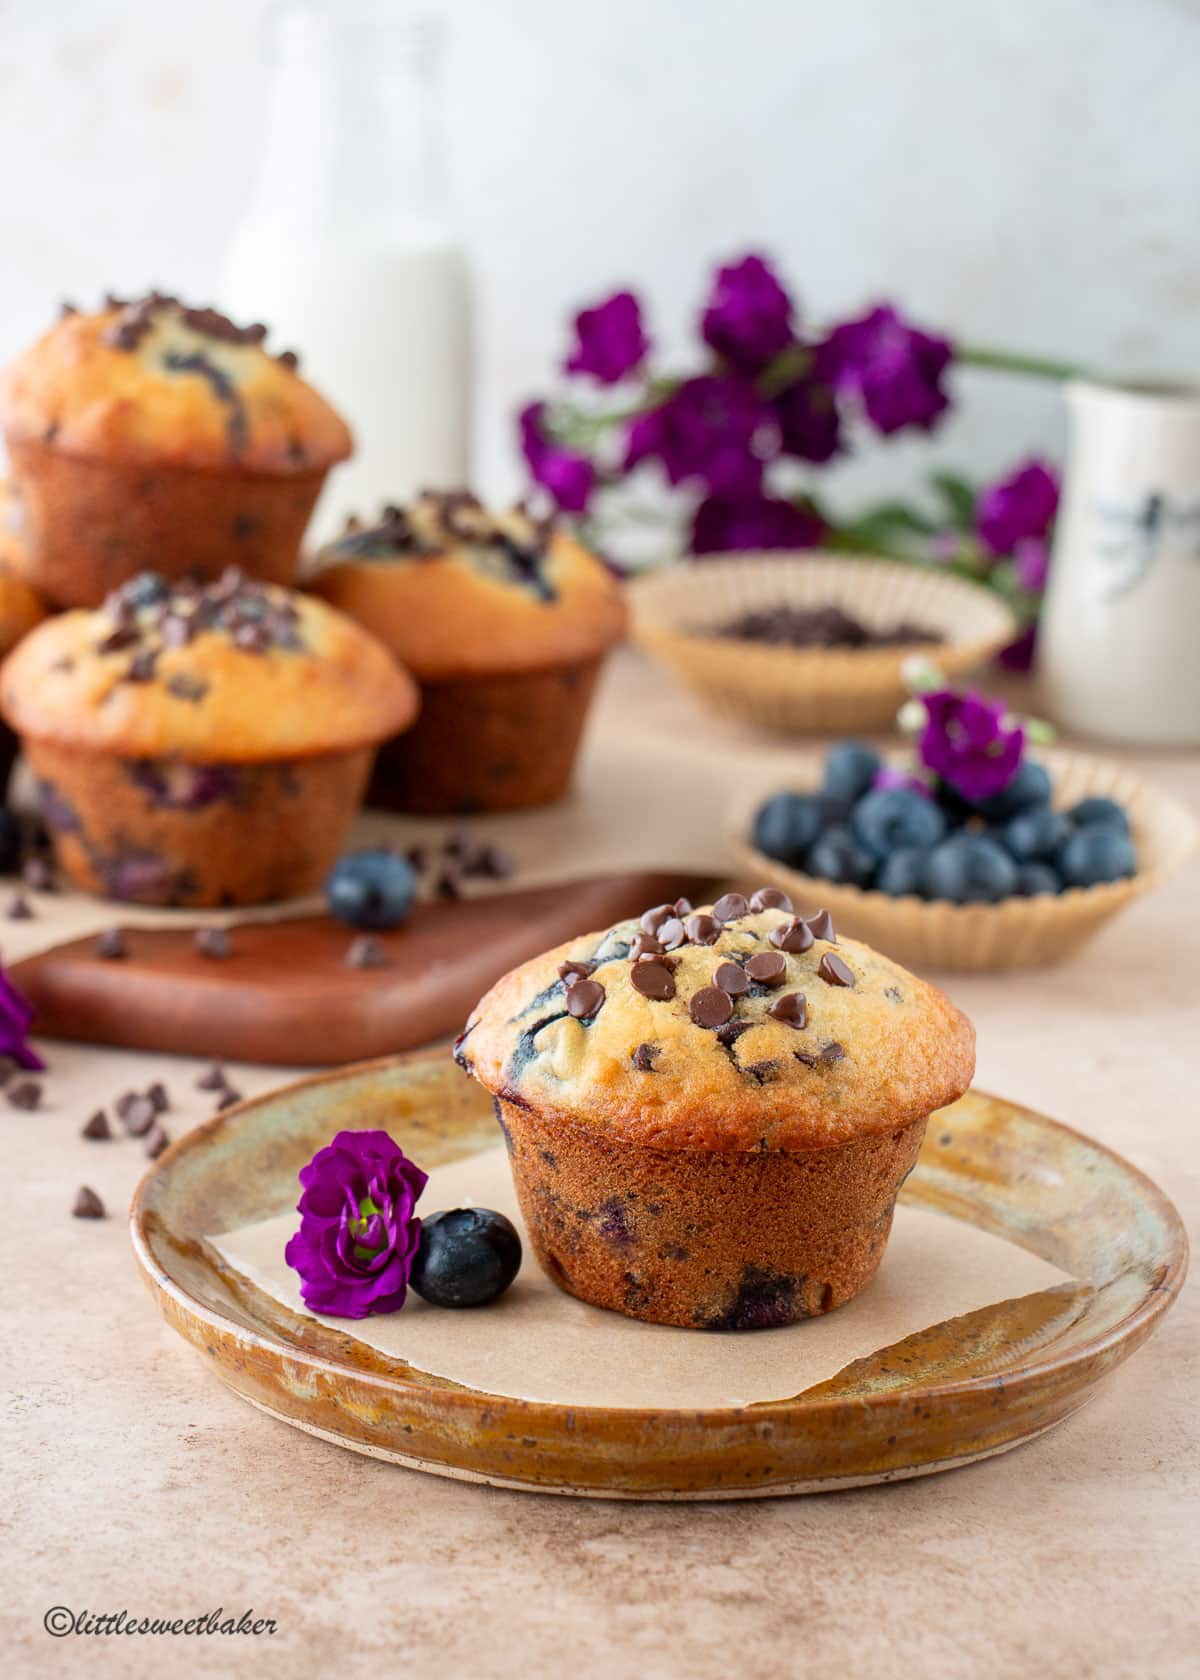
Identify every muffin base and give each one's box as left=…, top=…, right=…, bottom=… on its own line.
left=7, top=437, right=327, bottom=607
left=26, top=740, right=372, bottom=907
left=495, top=1097, right=927, bottom=1329
left=366, top=656, right=604, bottom=814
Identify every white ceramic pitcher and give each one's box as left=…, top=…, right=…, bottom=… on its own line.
left=1039, top=379, right=1200, bottom=744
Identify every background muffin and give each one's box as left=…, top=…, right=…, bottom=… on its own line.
left=0, top=554, right=45, bottom=791
left=311, top=492, right=627, bottom=813
left=0, top=568, right=416, bottom=905
left=0, top=294, right=353, bottom=607
left=456, top=889, right=975, bottom=1329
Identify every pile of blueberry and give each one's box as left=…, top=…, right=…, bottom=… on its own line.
left=752, top=741, right=1137, bottom=903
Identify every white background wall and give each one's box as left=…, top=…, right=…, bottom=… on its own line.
left=0, top=0, right=1196, bottom=509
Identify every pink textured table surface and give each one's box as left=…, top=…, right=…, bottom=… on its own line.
left=4, top=653, right=1197, bottom=1679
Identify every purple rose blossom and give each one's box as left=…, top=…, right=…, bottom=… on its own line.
left=564, top=290, right=649, bottom=385
left=701, top=253, right=795, bottom=372
left=284, top=1129, right=428, bottom=1319
left=773, top=373, right=842, bottom=464
left=0, top=965, right=45, bottom=1070
left=918, top=689, right=1025, bottom=802
left=624, top=376, right=773, bottom=494
left=819, top=303, right=953, bottom=435
left=519, top=402, right=595, bottom=513
left=872, top=765, right=933, bottom=799
left=976, top=459, right=1059, bottom=556
left=691, top=490, right=825, bottom=554
left=997, top=623, right=1038, bottom=672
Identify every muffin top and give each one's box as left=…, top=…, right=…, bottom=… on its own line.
left=310, top=491, right=628, bottom=679
left=456, top=889, right=975, bottom=1152
left=0, top=294, right=352, bottom=474
left=0, top=568, right=417, bottom=762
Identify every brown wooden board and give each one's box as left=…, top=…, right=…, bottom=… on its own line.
left=12, top=872, right=720, bottom=1066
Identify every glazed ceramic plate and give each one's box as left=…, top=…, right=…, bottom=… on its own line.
left=130, top=1052, right=1186, bottom=1500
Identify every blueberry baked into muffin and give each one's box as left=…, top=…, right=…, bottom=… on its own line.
left=311, top=491, right=627, bottom=812
left=0, top=293, right=352, bottom=606
left=456, top=889, right=975, bottom=1329
left=0, top=568, right=416, bottom=906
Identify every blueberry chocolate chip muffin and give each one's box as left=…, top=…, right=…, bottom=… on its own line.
left=0, top=568, right=417, bottom=906
left=311, top=491, right=627, bottom=813
left=456, top=889, right=974, bottom=1329
left=0, top=544, right=44, bottom=792
left=0, top=293, right=352, bottom=607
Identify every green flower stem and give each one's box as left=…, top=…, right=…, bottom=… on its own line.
left=956, top=345, right=1083, bottom=383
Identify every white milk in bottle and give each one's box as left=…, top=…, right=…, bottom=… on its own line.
left=222, top=4, right=471, bottom=541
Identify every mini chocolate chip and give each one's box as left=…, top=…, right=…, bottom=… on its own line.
left=566, top=978, right=606, bottom=1019
left=346, top=934, right=388, bottom=969
left=689, top=986, right=734, bottom=1029
left=712, top=892, right=749, bottom=924
left=126, top=649, right=158, bottom=682
left=435, top=871, right=462, bottom=902
left=684, top=912, right=719, bottom=945
left=73, top=1186, right=106, bottom=1219
left=656, top=916, right=686, bottom=951
left=121, top=1094, right=157, bottom=1135
left=713, top=961, right=750, bottom=997
left=640, top=903, right=674, bottom=935
left=195, top=1063, right=227, bottom=1091
left=631, top=1042, right=661, bottom=1071
left=461, top=843, right=516, bottom=880
left=144, top=1124, right=170, bottom=1160
left=114, top=1091, right=139, bottom=1118
left=744, top=1060, right=781, bottom=1085
left=796, top=1042, right=845, bottom=1069
left=166, top=672, right=209, bottom=703
left=146, top=1080, right=169, bottom=1114
left=767, top=991, right=808, bottom=1029
left=716, top=1020, right=752, bottom=1047
left=7, top=1080, right=41, bottom=1110
left=277, top=349, right=299, bottom=372
left=806, top=909, right=837, bottom=943
left=672, top=897, right=693, bottom=916
left=82, top=1109, right=112, bottom=1140
left=631, top=960, right=676, bottom=1001
left=770, top=918, right=813, bottom=954
left=749, top=887, right=793, bottom=913
left=745, top=950, right=787, bottom=986
left=216, top=1087, right=243, bottom=1110
left=194, top=926, right=232, bottom=959
left=96, top=928, right=127, bottom=960
left=6, top=894, right=34, bottom=920
left=886, top=986, right=904, bottom=1003
left=558, top=958, right=597, bottom=983
left=821, top=1042, right=845, bottom=1063
left=21, top=857, right=54, bottom=892
left=818, top=951, right=855, bottom=988
left=629, top=932, right=663, bottom=959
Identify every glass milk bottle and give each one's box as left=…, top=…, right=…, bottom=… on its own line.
left=222, top=3, right=471, bottom=541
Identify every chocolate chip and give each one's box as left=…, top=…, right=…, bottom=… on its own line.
left=435, top=871, right=462, bottom=902
left=21, top=857, right=54, bottom=892
left=73, top=1186, right=106, bottom=1219
left=144, top=1124, right=170, bottom=1159
left=631, top=1042, right=661, bottom=1072
left=672, top=897, right=693, bottom=916
left=216, top=1087, right=243, bottom=1110
left=6, top=894, right=34, bottom=920
left=166, top=671, right=209, bottom=703
left=121, top=1094, right=157, bottom=1136
left=96, top=927, right=127, bottom=960
left=744, top=1060, right=781, bottom=1085
left=640, top=903, right=674, bottom=935
left=461, top=843, right=516, bottom=880
left=346, top=935, right=388, bottom=969
left=146, top=1081, right=169, bottom=1114
left=744, top=950, right=787, bottom=986
left=767, top=991, right=808, bottom=1029
left=713, top=961, right=750, bottom=997
left=126, top=649, right=158, bottom=682
left=114, top=1091, right=139, bottom=1118
left=631, top=961, right=676, bottom=1001
left=749, top=887, right=793, bottom=913
left=566, top=978, right=605, bottom=1019
left=277, top=349, right=299, bottom=372
left=629, top=933, right=663, bottom=959
left=558, top=958, right=597, bottom=983
left=684, top=912, right=719, bottom=946
left=195, top=1063, right=227, bottom=1091
left=689, top=986, right=734, bottom=1029
left=82, top=1109, right=112, bottom=1140
left=822, top=1042, right=845, bottom=1063
left=656, top=917, right=686, bottom=951
left=886, top=986, right=904, bottom=1004
left=770, top=917, right=813, bottom=954
left=194, top=926, right=231, bottom=959
left=7, top=1080, right=41, bottom=1110
left=712, top=892, right=749, bottom=925
left=806, top=909, right=837, bottom=943
left=818, top=951, right=855, bottom=987
left=796, top=1042, right=845, bottom=1069
left=716, top=1020, right=752, bottom=1047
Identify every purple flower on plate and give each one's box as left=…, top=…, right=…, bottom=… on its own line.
left=284, top=1129, right=428, bottom=1319
left=0, top=964, right=45, bottom=1071
left=976, top=458, right=1059, bottom=557
left=996, top=623, right=1038, bottom=672
left=564, top=290, right=648, bottom=385
left=691, top=490, right=825, bottom=554
left=872, top=765, right=933, bottom=799
left=625, top=376, right=773, bottom=494
left=773, top=372, right=842, bottom=464
left=819, top=303, right=953, bottom=435
left=519, top=402, right=595, bottom=513
left=918, top=689, right=1025, bottom=801
left=701, top=253, right=795, bottom=371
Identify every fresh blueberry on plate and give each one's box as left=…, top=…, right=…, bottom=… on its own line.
left=752, top=792, right=824, bottom=867
left=410, top=1207, right=523, bottom=1307
left=806, top=828, right=876, bottom=888
left=1015, top=862, right=1061, bottom=897
left=822, top=741, right=882, bottom=803
left=1058, top=827, right=1137, bottom=888
left=1003, top=807, right=1073, bottom=862
left=326, top=849, right=417, bottom=931
left=971, top=759, right=1053, bottom=822
left=1067, top=796, right=1131, bottom=837
left=876, top=846, right=930, bottom=898
left=851, top=787, right=946, bottom=859
left=925, top=833, right=1019, bottom=903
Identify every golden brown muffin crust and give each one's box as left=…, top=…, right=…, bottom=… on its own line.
left=0, top=564, right=45, bottom=657
left=458, top=892, right=975, bottom=1152
left=0, top=296, right=352, bottom=474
